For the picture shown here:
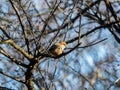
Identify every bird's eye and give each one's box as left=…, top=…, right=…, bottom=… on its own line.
left=64, top=44, right=66, bottom=46
left=58, top=47, right=61, bottom=49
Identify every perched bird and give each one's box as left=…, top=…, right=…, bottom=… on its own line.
left=49, top=41, right=67, bottom=56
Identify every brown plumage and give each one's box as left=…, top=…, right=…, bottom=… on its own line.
left=49, top=42, right=67, bottom=56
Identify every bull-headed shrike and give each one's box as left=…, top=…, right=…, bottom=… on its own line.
left=49, top=41, right=67, bottom=56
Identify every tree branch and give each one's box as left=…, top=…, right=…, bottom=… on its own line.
left=0, top=47, right=28, bottom=68
left=0, top=39, right=34, bottom=60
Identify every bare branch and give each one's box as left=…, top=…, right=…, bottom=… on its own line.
left=0, top=39, right=34, bottom=60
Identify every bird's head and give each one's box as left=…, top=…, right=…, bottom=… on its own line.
left=58, top=41, right=67, bottom=47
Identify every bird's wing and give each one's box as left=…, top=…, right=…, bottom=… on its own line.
left=49, top=44, right=58, bottom=51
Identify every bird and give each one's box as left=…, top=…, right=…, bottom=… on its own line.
left=49, top=41, right=67, bottom=56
